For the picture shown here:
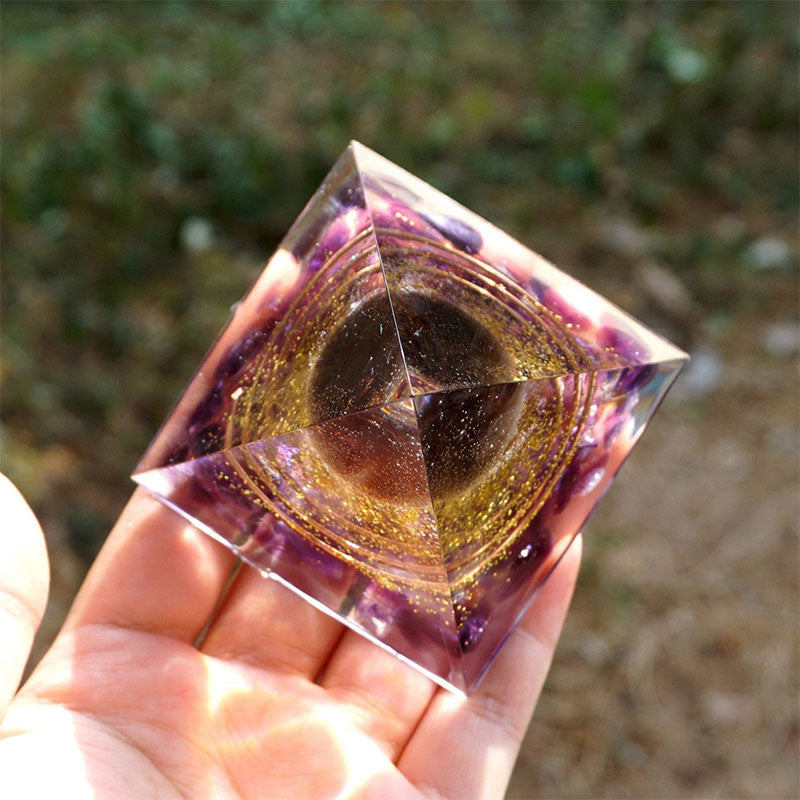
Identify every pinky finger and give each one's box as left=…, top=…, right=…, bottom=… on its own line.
left=398, top=535, right=582, bottom=800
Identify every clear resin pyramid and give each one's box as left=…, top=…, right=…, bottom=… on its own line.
left=133, top=142, right=687, bottom=693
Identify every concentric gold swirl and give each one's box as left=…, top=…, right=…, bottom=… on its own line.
left=213, top=228, right=595, bottom=600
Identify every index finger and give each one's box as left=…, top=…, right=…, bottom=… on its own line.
left=61, top=487, right=237, bottom=643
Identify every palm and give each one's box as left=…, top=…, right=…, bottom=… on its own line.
left=13, top=630, right=413, bottom=799
left=1, top=482, right=580, bottom=800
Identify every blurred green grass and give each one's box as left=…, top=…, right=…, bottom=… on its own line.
left=3, top=2, right=796, bottom=556
left=1, top=3, right=798, bottom=795
left=2, top=0, right=796, bottom=585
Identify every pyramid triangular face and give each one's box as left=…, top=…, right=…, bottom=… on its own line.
left=412, top=361, right=683, bottom=688
left=351, top=141, right=686, bottom=394
left=136, top=398, right=465, bottom=692
left=136, top=146, right=411, bottom=476
left=133, top=142, right=687, bottom=694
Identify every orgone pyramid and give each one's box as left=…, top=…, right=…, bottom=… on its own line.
left=133, top=142, right=687, bottom=693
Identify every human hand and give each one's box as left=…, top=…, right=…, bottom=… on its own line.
left=0, top=474, right=581, bottom=799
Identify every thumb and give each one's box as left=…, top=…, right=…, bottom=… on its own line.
left=0, top=475, right=49, bottom=723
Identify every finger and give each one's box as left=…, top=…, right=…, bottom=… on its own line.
left=62, top=487, right=237, bottom=643
left=200, top=562, right=345, bottom=678
left=399, top=534, right=582, bottom=800
left=0, top=475, right=49, bottom=720
left=318, top=629, right=438, bottom=762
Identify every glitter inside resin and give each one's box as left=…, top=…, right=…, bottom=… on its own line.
left=133, top=142, right=688, bottom=693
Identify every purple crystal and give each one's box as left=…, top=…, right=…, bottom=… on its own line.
left=133, top=142, right=687, bottom=694
left=420, top=212, right=483, bottom=254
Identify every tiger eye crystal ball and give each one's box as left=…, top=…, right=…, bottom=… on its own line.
left=133, top=142, right=687, bottom=693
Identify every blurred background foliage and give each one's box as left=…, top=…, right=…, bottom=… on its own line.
left=1, top=2, right=798, bottom=798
